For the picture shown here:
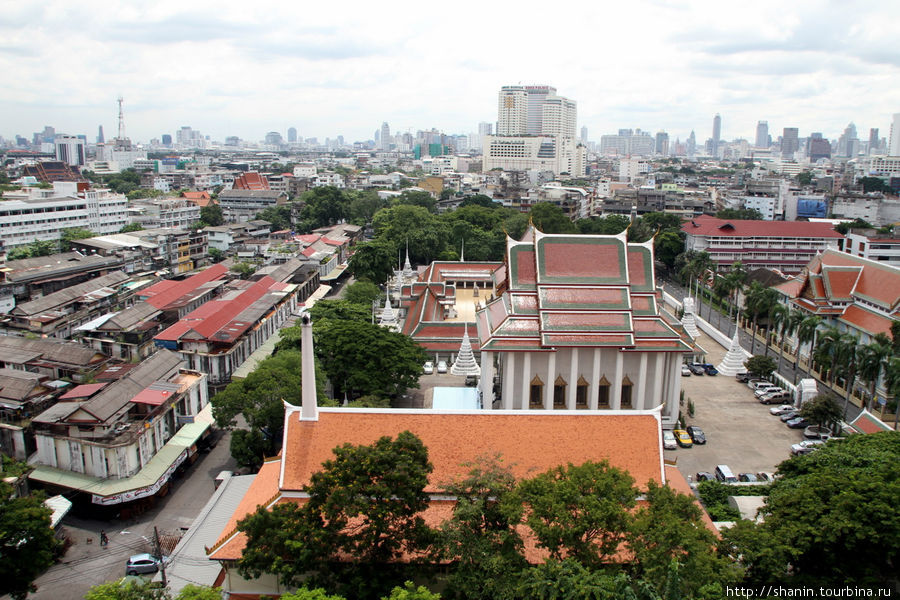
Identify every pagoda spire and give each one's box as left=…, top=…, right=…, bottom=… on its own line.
left=450, top=324, right=481, bottom=377
left=379, top=294, right=398, bottom=329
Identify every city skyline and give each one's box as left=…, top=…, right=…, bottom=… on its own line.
left=2, top=0, right=899, bottom=145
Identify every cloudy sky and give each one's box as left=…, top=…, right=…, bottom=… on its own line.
left=2, top=0, right=898, bottom=146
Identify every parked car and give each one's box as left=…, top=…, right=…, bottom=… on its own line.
left=791, top=439, right=825, bottom=455
left=436, top=360, right=448, bottom=374
left=126, top=553, right=161, bottom=576
left=758, top=391, right=793, bottom=405
left=695, top=471, right=715, bottom=482
left=738, top=472, right=758, bottom=482
left=769, top=404, right=796, bottom=416
left=686, top=425, right=706, bottom=445
left=681, top=364, right=692, bottom=377
left=687, top=363, right=706, bottom=375
left=674, top=429, right=693, bottom=448
left=464, top=374, right=478, bottom=387
left=779, top=410, right=800, bottom=422
left=662, top=430, right=678, bottom=450
left=757, top=471, right=777, bottom=483
left=803, top=424, right=832, bottom=439
left=714, top=464, right=738, bottom=483
left=736, top=372, right=754, bottom=383
left=786, top=416, right=810, bottom=429
left=423, top=361, right=434, bottom=375
left=751, top=381, right=778, bottom=393
left=701, top=363, right=718, bottom=376
left=755, top=386, right=785, bottom=398
left=746, top=379, right=766, bottom=389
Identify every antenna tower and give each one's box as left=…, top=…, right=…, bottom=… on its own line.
left=117, top=96, right=126, bottom=140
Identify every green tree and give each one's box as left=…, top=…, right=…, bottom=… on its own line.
left=238, top=432, right=435, bottom=599
left=384, top=581, right=441, bottom=600
left=458, top=194, right=498, bottom=209
left=527, top=202, right=577, bottom=234
left=857, top=176, right=891, bottom=193
left=834, top=218, right=874, bottom=234
left=211, top=350, right=328, bottom=468
left=84, top=580, right=170, bottom=600
left=208, top=247, right=224, bottom=263
left=796, top=171, right=813, bottom=186
left=627, top=481, right=737, bottom=597
left=654, top=230, right=686, bottom=273
left=394, top=190, right=437, bottom=213
left=348, top=190, right=389, bottom=225
left=770, top=305, right=804, bottom=375
left=280, top=588, right=348, bottom=600
left=438, top=455, right=527, bottom=600
left=576, top=214, right=630, bottom=235
left=715, top=208, right=764, bottom=220
left=343, top=279, right=383, bottom=306
left=857, top=334, right=893, bottom=409
left=231, top=261, right=256, bottom=279
left=796, top=315, right=822, bottom=377
left=798, top=394, right=842, bottom=431
left=119, top=223, right=144, bottom=233
left=743, top=355, right=776, bottom=379
left=515, top=560, right=667, bottom=600
left=0, top=482, right=61, bottom=600
left=510, top=461, right=637, bottom=567
left=59, top=227, right=95, bottom=250
left=175, top=585, right=224, bottom=600
left=255, top=203, right=294, bottom=231
left=348, top=239, right=398, bottom=285
left=313, top=320, right=428, bottom=400
left=297, top=187, right=350, bottom=231
left=373, top=204, right=449, bottom=265
left=743, top=281, right=778, bottom=355
left=726, top=433, right=900, bottom=586
left=199, top=203, right=224, bottom=227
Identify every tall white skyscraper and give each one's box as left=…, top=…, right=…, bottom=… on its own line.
left=890, top=113, right=900, bottom=156
left=380, top=122, right=391, bottom=150
left=755, top=121, right=769, bottom=148
left=54, top=134, right=85, bottom=166
left=497, top=86, right=529, bottom=135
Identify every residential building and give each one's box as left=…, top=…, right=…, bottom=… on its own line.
left=28, top=350, right=211, bottom=507
left=889, top=113, right=900, bottom=156
left=54, top=135, right=85, bottom=167
left=0, top=251, right=128, bottom=309
left=129, top=197, right=201, bottom=230
left=129, top=228, right=208, bottom=273
left=0, top=335, right=109, bottom=382
left=218, top=190, right=287, bottom=223
left=682, top=215, right=844, bottom=274
left=830, top=192, right=900, bottom=226
left=841, top=228, right=900, bottom=266
left=154, top=276, right=300, bottom=387
left=599, top=130, right=655, bottom=156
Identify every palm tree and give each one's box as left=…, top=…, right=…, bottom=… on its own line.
left=857, top=334, right=892, bottom=410
left=771, top=304, right=803, bottom=376
left=744, top=282, right=778, bottom=355
left=882, top=356, right=900, bottom=428
left=813, top=326, right=844, bottom=384
left=687, top=251, right=715, bottom=320
left=796, top=315, right=822, bottom=377
left=716, top=261, right=746, bottom=319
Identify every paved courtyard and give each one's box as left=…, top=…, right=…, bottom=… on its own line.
left=670, top=329, right=805, bottom=481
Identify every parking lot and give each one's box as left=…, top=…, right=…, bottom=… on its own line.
left=670, top=330, right=805, bottom=481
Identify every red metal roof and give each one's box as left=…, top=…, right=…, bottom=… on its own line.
left=142, top=264, right=228, bottom=310
left=60, top=383, right=108, bottom=400
left=681, top=215, right=843, bottom=238
left=129, top=388, right=171, bottom=406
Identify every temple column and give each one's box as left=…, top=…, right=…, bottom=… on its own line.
left=611, top=351, right=623, bottom=410
left=521, top=353, right=531, bottom=410
left=666, top=356, right=680, bottom=421
left=567, top=348, right=578, bottom=410
left=481, top=351, right=495, bottom=410
left=637, top=353, right=648, bottom=410
left=589, top=348, right=601, bottom=410
left=651, top=353, right=665, bottom=411
left=544, top=351, right=556, bottom=410
left=502, top=352, right=515, bottom=410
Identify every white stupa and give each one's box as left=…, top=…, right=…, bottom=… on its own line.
left=681, top=297, right=700, bottom=340
left=716, top=329, right=748, bottom=376
left=450, top=324, right=481, bottom=377
left=378, top=294, right=398, bottom=330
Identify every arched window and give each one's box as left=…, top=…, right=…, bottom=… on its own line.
left=553, top=375, right=567, bottom=408
left=529, top=375, right=544, bottom=408
left=576, top=376, right=589, bottom=408
left=598, top=375, right=610, bottom=408
left=621, top=375, right=633, bottom=409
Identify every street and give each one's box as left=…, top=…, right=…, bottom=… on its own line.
left=25, top=432, right=237, bottom=600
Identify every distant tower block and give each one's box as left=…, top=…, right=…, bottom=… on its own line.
left=717, top=330, right=748, bottom=376
left=450, top=325, right=481, bottom=377
left=681, top=297, right=699, bottom=340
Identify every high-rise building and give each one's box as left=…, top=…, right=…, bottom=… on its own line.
left=287, top=127, right=297, bottom=143
left=782, top=127, right=799, bottom=159
left=478, top=122, right=493, bottom=136
left=711, top=114, right=722, bottom=157
left=264, top=131, right=283, bottom=146
left=581, top=126, right=588, bottom=143
left=807, top=133, right=831, bottom=162
left=497, top=86, right=529, bottom=135
left=161, top=134, right=172, bottom=146
left=755, top=121, right=769, bottom=148
left=380, top=122, right=391, bottom=150
left=655, top=131, right=669, bottom=156
left=837, top=123, right=859, bottom=157
left=687, top=130, right=696, bottom=157
left=540, top=95, right=577, bottom=138
left=97, top=125, right=105, bottom=145
left=54, top=134, right=85, bottom=166
left=889, top=113, right=900, bottom=156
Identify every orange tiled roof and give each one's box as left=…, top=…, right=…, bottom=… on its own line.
left=280, top=409, right=664, bottom=494
left=838, top=304, right=894, bottom=337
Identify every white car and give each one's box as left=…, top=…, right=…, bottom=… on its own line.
left=423, top=361, right=434, bottom=374
left=436, top=360, right=448, bottom=374
left=755, top=386, right=785, bottom=398
left=769, top=404, right=796, bottom=416
left=662, top=430, right=678, bottom=450
left=681, top=365, right=691, bottom=376
left=791, top=440, right=825, bottom=455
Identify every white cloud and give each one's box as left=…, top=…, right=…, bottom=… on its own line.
left=1, top=0, right=898, bottom=144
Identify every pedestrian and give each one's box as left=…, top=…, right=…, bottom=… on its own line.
left=100, top=530, right=108, bottom=547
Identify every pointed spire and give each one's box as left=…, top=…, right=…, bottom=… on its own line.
left=402, top=238, right=414, bottom=279
left=379, top=294, right=398, bottom=328
left=680, top=296, right=699, bottom=340
left=300, top=313, right=319, bottom=421
left=716, top=328, right=748, bottom=376
left=460, top=238, right=465, bottom=262
left=451, top=323, right=481, bottom=377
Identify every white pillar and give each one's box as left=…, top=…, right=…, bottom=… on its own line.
left=481, top=351, right=495, bottom=410
left=612, top=351, right=623, bottom=410
left=521, top=353, right=531, bottom=410
left=637, top=353, right=648, bottom=410
left=666, top=356, right=680, bottom=421
left=503, top=352, right=515, bottom=410
left=544, top=351, right=556, bottom=410
left=567, top=348, right=578, bottom=410
left=651, top=353, right=664, bottom=411
left=589, top=348, right=601, bottom=410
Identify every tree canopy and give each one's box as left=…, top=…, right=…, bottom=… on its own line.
left=0, top=482, right=61, bottom=600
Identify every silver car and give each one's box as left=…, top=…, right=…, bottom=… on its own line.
left=125, top=553, right=160, bottom=575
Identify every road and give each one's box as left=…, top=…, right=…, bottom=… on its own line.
left=660, top=276, right=862, bottom=423
left=25, top=432, right=237, bottom=600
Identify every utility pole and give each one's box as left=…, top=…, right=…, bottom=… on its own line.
left=153, top=526, right=168, bottom=587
